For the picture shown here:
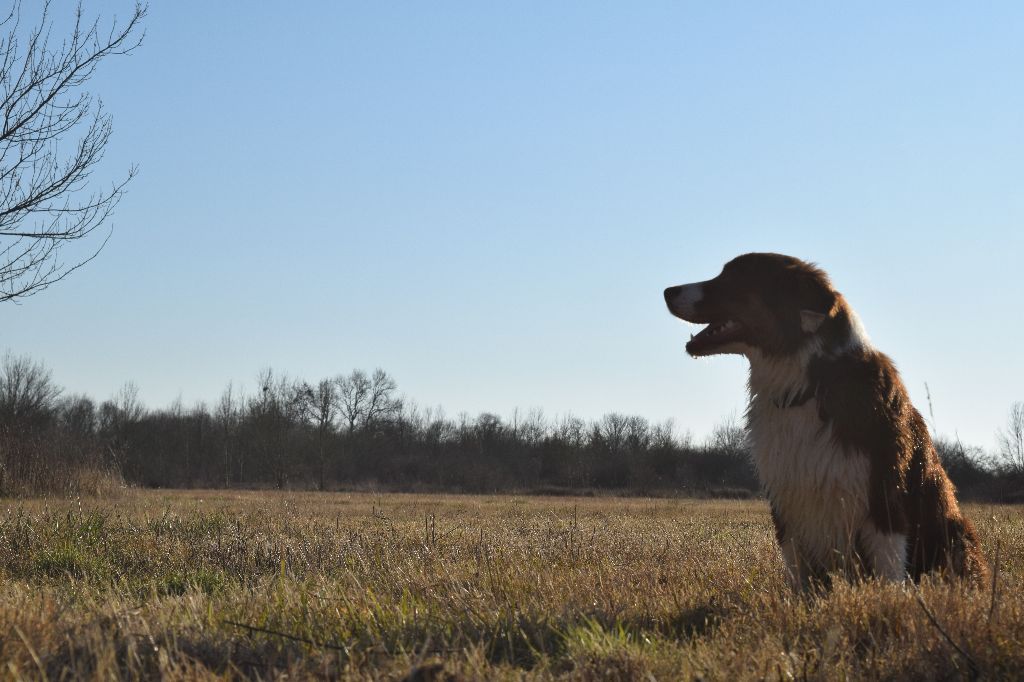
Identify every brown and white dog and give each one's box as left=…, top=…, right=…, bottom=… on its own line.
left=664, top=253, right=987, bottom=589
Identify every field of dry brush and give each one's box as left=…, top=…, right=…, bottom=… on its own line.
left=0, top=490, right=1020, bottom=680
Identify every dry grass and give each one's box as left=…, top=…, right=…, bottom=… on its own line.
left=0, top=490, right=1020, bottom=680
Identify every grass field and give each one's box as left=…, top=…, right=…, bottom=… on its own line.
left=0, top=491, right=1021, bottom=680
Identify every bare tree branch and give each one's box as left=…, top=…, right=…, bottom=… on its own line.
left=0, top=1, right=146, bottom=302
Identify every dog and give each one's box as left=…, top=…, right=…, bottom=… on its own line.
left=664, top=253, right=987, bottom=589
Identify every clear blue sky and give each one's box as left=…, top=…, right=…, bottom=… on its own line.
left=3, top=2, right=1022, bottom=449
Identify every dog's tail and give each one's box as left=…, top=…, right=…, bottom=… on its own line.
left=948, top=516, right=989, bottom=587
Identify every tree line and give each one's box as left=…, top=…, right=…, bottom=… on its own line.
left=0, top=351, right=1021, bottom=500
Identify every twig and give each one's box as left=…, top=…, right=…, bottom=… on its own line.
left=13, top=625, right=46, bottom=679
left=914, top=592, right=978, bottom=678
left=989, top=540, right=1001, bottom=624
left=222, top=619, right=348, bottom=653
left=225, top=620, right=460, bottom=661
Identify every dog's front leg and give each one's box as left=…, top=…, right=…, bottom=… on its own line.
left=772, top=503, right=816, bottom=591
left=858, top=525, right=908, bottom=581
left=779, top=538, right=819, bottom=591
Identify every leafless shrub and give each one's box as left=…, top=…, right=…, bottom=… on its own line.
left=998, top=402, right=1024, bottom=474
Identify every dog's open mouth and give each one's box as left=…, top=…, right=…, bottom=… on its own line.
left=685, top=319, right=746, bottom=356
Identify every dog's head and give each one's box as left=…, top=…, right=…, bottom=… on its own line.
left=664, top=253, right=845, bottom=358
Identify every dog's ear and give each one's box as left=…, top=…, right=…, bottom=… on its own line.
left=800, top=310, right=828, bottom=333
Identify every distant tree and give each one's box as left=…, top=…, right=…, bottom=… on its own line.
left=186, top=400, right=209, bottom=487
left=0, top=2, right=146, bottom=302
left=593, top=413, right=628, bottom=454
left=299, top=378, right=339, bottom=491
left=544, top=413, right=588, bottom=486
left=97, top=380, right=144, bottom=472
left=645, top=419, right=683, bottom=482
left=553, top=414, right=587, bottom=450
left=623, top=415, right=652, bottom=455
left=590, top=413, right=631, bottom=488
left=364, top=368, right=401, bottom=430
left=474, top=412, right=503, bottom=440
left=934, top=436, right=996, bottom=499
left=248, top=369, right=305, bottom=488
left=708, top=412, right=748, bottom=459
left=337, top=368, right=400, bottom=433
left=511, top=407, right=547, bottom=448
left=700, top=412, right=757, bottom=491
left=57, top=393, right=96, bottom=437
left=167, top=396, right=188, bottom=483
left=652, top=420, right=686, bottom=451
left=998, top=402, right=1024, bottom=475
left=0, top=351, right=60, bottom=429
left=337, top=370, right=369, bottom=434
left=214, top=382, right=241, bottom=485
left=112, top=381, right=144, bottom=422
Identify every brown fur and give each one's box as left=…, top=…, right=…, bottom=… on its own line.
left=811, top=346, right=988, bottom=582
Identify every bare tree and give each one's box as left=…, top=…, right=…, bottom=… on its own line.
left=112, top=380, right=143, bottom=422
left=651, top=419, right=687, bottom=451
left=337, top=369, right=369, bottom=434
left=708, top=412, right=748, bottom=459
left=98, top=380, right=143, bottom=470
left=214, top=381, right=240, bottom=486
left=421, top=405, right=455, bottom=451
left=0, top=2, right=146, bottom=301
left=593, top=413, right=629, bottom=455
left=337, top=368, right=401, bottom=433
left=57, top=392, right=95, bottom=437
left=363, top=368, right=399, bottom=429
left=623, top=415, right=652, bottom=454
left=474, top=412, right=504, bottom=446
left=998, top=402, right=1024, bottom=474
left=248, top=369, right=305, bottom=488
left=299, top=378, right=339, bottom=491
left=0, top=352, right=60, bottom=492
left=516, top=408, right=547, bottom=448
left=0, top=351, right=60, bottom=427
left=553, top=413, right=587, bottom=449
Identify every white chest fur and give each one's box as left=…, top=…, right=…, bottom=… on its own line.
left=745, top=349, right=871, bottom=575
left=749, top=397, right=870, bottom=569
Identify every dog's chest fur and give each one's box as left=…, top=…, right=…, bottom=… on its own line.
left=746, top=350, right=870, bottom=568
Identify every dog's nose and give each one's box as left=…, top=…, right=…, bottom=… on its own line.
left=664, top=286, right=680, bottom=304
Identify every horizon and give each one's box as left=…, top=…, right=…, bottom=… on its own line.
left=0, top=347, right=1006, bottom=456
left=2, top=2, right=1022, bottom=451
